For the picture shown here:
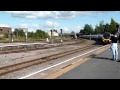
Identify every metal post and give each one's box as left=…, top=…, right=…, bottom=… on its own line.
left=90, top=34, right=91, bottom=40
left=51, top=30, right=53, bottom=44
left=8, top=29, right=11, bottom=43
left=17, top=31, right=18, bottom=38
left=60, top=29, right=63, bottom=43
left=74, top=33, right=77, bottom=39
left=25, top=28, right=28, bottom=43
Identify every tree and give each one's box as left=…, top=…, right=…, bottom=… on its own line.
left=109, top=18, right=119, bottom=34
left=19, top=29, right=25, bottom=37
left=104, top=23, right=110, bottom=32
left=53, top=30, right=58, bottom=33
left=80, top=29, right=84, bottom=34
left=13, top=28, right=25, bottom=37
left=13, top=28, right=19, bottom=37
left=28, top=32, right=34, bottom=38
left=94, top=25, right=101, bottom=34
left=99, top=20, right=105, bottom=34
left=35, top=29, right=49, bottom=39
left=83, top=24, right=94, bottom=35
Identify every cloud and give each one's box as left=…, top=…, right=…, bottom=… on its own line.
left=0, top=24, right=10, bottom=27
left=75, top=25, right=82, bottom=30
left=20, top=23, right=28, bottom=28
left=3, top=11, right=118, bottom=19
left=74, top=25, right=82, bottom=32
left=44, top=21, right=59, bottom=29
left=17, top=22, right=41, bottom=32
left=62, top=25, right=83, bottom=33
left=63, top=27, right=69, bottom=33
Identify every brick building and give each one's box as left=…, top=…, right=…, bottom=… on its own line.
left=0, top=27, right=12, bottom=37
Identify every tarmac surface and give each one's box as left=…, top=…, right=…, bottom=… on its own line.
left=56, top=44, right=120, bottom=79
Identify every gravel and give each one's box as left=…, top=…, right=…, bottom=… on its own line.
left=0, top=39, right=96, bottom=68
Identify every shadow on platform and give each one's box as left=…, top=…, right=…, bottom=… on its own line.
left=89, top=54, right=113, bottom=61
left=93, top=57, right=113, bottom=61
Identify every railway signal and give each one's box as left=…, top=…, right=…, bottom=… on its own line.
left=50, top=30, right=54, bottom=44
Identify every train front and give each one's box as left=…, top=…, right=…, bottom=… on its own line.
left=102, top=32, right=111, bottom=44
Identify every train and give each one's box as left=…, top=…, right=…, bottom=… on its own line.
left=79, top=32, right=111, bottom=45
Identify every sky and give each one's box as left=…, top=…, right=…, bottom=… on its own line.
left=0, top=11, right=120, bottom=33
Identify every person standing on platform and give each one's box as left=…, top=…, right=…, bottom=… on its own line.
left=116, top=24, right=120, bottom=43
left=110, top=31, right=119, bottom=61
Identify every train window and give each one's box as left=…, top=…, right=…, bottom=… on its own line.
left=103, top=32, right=110, bottom=39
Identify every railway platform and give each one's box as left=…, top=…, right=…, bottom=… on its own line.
left=56, top=44, right=120, bottom=79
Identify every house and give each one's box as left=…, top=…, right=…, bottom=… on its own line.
left=47, top=30, right=59, bottom=37
left=0, top=27, right=12, bottom=37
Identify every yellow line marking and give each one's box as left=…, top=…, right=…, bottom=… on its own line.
left=43, top=45, right=110, bottom=79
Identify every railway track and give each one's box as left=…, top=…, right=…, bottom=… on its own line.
left=0, top=39, right=86, bottom=54
left=0, top=45, right=96, bottom=76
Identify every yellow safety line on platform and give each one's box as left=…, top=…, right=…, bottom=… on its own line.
left=43, top=45, right=110, bottom=79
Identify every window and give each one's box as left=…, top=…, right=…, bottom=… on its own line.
left=0, top=29, right=2, bottom=31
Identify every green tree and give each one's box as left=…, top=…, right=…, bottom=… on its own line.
left=83, top=24, right=94, bottom=35
left=19, top=29, right=25, bottom=37
left=13, top=28, right=25, bottom=37
left=99, top=20, right=105, bottom=34
left=35, top=29, right=49, bottom=39
left=94, top=25, right=101, bottom=34
left=109, top=18, right=119, bottom=34
left=104, top=23, right=110, bottom=32
left=13, top=28, right=19, bottom=37
left=80, top=29, right=84, bottom=34
left=53, top=30, right=58, bottom=33
left=28, top=32, right=34, bottom=38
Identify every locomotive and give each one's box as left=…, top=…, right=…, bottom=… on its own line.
left=102, top=32, right=111, bottom=44
left=80, top=32, right=111, bottom=45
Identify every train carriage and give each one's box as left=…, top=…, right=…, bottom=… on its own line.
left=80, top=32, right=111, bottom=45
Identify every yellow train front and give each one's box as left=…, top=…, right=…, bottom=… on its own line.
left=102, top=32, right=111, bottom=45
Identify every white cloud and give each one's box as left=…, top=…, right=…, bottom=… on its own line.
left=20, top=23, right=28, bottom=28
left=3, top=11, right=118, bottom=19
left=75, top=26, right=81, bottom=30
left=45, top=21, right=59, bottom=29
left=63, top=27, right=69, bottom=33
left=17, top=22, right=41, bottom=32
left=0, top=24, right=10, bottom=27
left=31, top=23, right=39, bottom=28
left=74, top=25, right=83, bottom=32
left=62, top=26, right=83, bottom=33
